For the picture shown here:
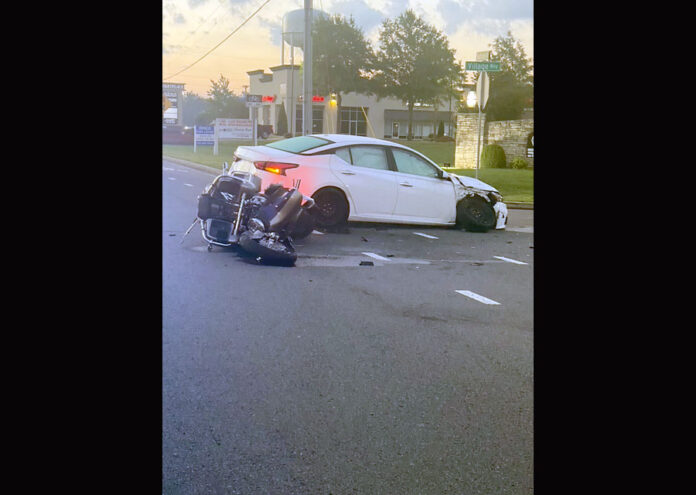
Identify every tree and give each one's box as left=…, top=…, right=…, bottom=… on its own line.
left=276, top=103, right=288, bottom=136
left=483, top=31, right=533, bottom=121
left=180, top=91, right=207, bottom=127
left=204, top=74, right=248, bottom=121
left=374, top=10, right=461, bottom=139
left=311, top=14, right=376, bottom=133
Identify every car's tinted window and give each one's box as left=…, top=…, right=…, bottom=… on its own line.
left=350, top=146, right=390, bottom=171
left=265, top=135, right=332, bottom=153
left=391, top=148, right=440, bottom=178
left=334, top=147, right=352, bottom=164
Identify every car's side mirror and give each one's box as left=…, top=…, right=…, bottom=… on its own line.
left=440, top=170, right=449, bottom=180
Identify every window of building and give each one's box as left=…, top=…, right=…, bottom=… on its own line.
left=295, top=105, right=324, bottom=134
left=340, top=107, right=368, bottom=136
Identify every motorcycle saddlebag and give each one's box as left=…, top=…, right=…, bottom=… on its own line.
left=197, top=192, right=236, bottom=221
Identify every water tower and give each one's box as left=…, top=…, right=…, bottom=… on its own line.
left=281, top=8, right=328, bottom=135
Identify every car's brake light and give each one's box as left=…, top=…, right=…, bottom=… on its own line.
left=254, top=161, right=299, bottom=176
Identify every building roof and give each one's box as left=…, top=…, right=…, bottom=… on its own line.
left=269, top=64, right=301, bottom=72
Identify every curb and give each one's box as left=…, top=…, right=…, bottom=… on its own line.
left=163, top=155, right=533, bottom=210
left=506, top=202, right=534, bottom=210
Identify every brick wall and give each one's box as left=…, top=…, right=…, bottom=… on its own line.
left=454, top=114, right=534, bottom=168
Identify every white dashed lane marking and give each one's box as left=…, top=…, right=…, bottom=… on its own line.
left=168, top=177, right=176, bottom=180
left=413, top=232, right=439, bottom=239
left=493, top=255, right=528, bottom=265
left=184, top=183, right=194, bottom=187
left=362, top=252, right=391, bottom=261
left=455, top=290, right=500, bottom=305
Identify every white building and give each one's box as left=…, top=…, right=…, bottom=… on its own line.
left=247, top=65, right=459, bottom=139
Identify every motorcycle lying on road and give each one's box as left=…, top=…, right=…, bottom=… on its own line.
left=182, top=163, right=316, bottom=265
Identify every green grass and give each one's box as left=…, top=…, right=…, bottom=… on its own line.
left=163, top=141, right=272, bottom=170
left=163, top=138, right=533, bottom=203
left=383, top=139, right=456, bottom=166
left=442, top=168, right=534, bottom=203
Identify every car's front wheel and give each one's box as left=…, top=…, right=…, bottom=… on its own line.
left=312, top=188, right=348, bottom=227
left=456, top=196, right=497, bottom=232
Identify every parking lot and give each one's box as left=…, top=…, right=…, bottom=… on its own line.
left=163, top=159, right=534, bottom=494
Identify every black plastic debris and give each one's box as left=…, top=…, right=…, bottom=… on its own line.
left=169, top=233, right=176, bottom=236
left=361, top=236, right=369, bottom=242
left=359, top=261, right=374, bottom=266
left=386, top=254, right=395, bottom=257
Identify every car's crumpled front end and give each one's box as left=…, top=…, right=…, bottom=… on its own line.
left=449, top=173, right=508, bottom=229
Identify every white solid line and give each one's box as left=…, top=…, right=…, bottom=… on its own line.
left=184, top=183, right=194, bottom=187
left=163, top=167, right=174, bottom=171
left=455, top=290, right=500, bottom=305
left=413, top=232, right=439, bottom=239
left=493, top=255, right=528, bottom=265
left=362, top=252, right=391, bottom=261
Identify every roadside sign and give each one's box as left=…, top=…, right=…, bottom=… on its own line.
left=476, top=71, right=490, bottom=110
left=245, top=94, right=263, bottom=107
left=527, top=132, right=534, bottom=158
left=162, top=94, right=172, bottom=114
left=194, top=125, right=214, bottom=152
left=465, top=61, right=501, bottom=72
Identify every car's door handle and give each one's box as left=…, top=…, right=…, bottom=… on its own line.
left=399, top=182, right=414, bottom=187
left=340, top=170, right=356, bottom=175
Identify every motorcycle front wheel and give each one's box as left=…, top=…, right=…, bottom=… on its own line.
left=238, top=231, right=298, bottom=264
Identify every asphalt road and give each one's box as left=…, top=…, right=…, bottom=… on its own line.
left=162, top=159, right=534, bottom=494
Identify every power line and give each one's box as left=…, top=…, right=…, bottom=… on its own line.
left=164, top=0, right=273, bottom=81
left=177, top=0, right=228, bottom=47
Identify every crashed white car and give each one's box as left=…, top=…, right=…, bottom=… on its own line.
left=229, top=134, right=507, bottom=232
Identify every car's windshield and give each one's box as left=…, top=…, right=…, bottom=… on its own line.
left=264, top=136, right=333, bottom=153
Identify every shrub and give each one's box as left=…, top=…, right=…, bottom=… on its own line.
left=276, top=104, right=288, bottom=135
left=437, top=121, right=445, bottom=137
left=510, top=157, right=528, bottom=169
left=481, top=144, right=506, bottom=168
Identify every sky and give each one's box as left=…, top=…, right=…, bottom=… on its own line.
left=162, top=0, right=533, bottom=96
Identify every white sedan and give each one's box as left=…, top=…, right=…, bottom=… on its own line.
left=229, top=134, right=507, bottom=232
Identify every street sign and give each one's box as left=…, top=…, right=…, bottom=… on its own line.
left=476, top=71, right=490, bottom=111
left=465, top=61, right=501, bottom=72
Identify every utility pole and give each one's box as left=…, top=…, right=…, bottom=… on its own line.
left=302, top=0, right=313, bottom=136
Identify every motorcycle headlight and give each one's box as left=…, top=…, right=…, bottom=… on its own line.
left=248, top=218, right=265, bottom=233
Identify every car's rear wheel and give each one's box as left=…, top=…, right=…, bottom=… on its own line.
left=456, top=196, right=497, bottom=232
left=312, top=189, right=348, bottom=227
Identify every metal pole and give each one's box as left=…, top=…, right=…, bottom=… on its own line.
left=290, top=45, right=295, bottom=137
left=476, top=104, right=481, bottom=181
left=253, top=108, right=258, bottom=146
left=303, top=0, right=313, bottom=136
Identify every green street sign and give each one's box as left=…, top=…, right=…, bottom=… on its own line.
left=465, top=61, right=501, bottom=72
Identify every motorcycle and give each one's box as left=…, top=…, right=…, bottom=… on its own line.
left=183, top=162, right=316, bottom=265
